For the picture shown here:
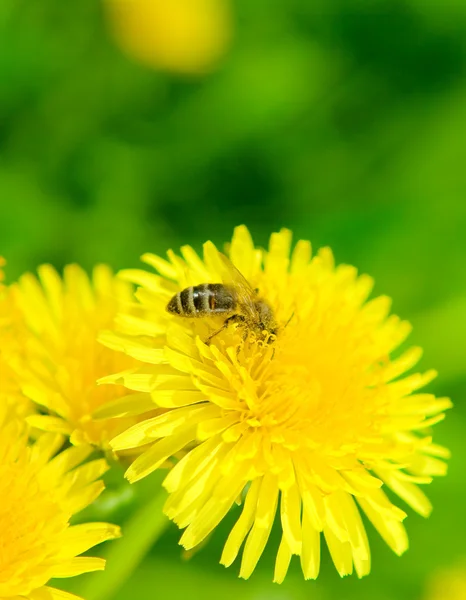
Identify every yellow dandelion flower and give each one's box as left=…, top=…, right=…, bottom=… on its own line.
left=10, top=263, right=141, bottom=448
left=424, top=560, right=466, bottom=600
left=0, top=408, right=120, bottom=599
left=0, top=258, right=34, bottom=419
left=100, top=226, right=451, bottom=582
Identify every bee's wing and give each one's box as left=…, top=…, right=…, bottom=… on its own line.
left=217, top=252, right=259, bottom=320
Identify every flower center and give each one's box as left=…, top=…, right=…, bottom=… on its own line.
left=210, top=291, right=391, bottom=455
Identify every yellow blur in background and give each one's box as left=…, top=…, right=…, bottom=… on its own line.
left=424, top=560, right=466, bottom=600
left=104, top=0, right=232, bottom=74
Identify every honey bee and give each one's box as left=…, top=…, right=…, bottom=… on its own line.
left=166, top=252, right=277, bottom=342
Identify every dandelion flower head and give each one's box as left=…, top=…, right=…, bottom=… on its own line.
left=11, top=263, right=139, bottom=448
left=101, top=226, right=451, bottom=582
left=0, top=407, right=119, bottom=599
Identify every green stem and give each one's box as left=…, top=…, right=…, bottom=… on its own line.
left=80, top=487, right=169, bottom=600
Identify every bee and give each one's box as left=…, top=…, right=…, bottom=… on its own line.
left=166, top=252, right=277, bottom=343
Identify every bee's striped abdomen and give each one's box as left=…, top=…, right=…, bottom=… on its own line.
left=166, top=283, right=236, bottom=317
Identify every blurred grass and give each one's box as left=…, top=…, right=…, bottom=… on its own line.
left=1, top=1, right=466, bottom=599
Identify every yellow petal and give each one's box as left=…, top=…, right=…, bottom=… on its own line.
left=49, top=556, right=106, bottom=577
left=93, top=393, right=157, bottom=419
left=280, top=483, right=302, bottom=554
left=376, top=468, right=433, bottom=517
left=37, top=264, right=63, bottom=321
left=29, top=587, right=84, bottom=600
left=357, top=496, right=408, bottom=556
left=180, top=473, right=246, bottom=549
left=125, top=428, right=197, bottom=482
left=300, top=509, right=320, bottom=580
left=26, top=415, right=73, bottom=435
left=59, top=523, right=121, bottom=557
left=163, top=435, right=225, bottom=493
left=229, top=225, right=262, bottom=281
left=323, top=526, right=353, bottom=577
left=290, top=240, right=312, bottom=275
left=240, top=474, right=279, bottom=579
left=141, top=253, right=178, bottom=280
left=273, top=536, right=293, bottom=584
left=220, top=479, right=261, bottom=567
left=99, top=331, right=167, bottom=364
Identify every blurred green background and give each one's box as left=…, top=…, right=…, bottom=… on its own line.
left=1, top=0, right=465, bottom=599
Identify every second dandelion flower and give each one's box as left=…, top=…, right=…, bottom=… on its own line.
left=9, top=264, right=141, bottom=449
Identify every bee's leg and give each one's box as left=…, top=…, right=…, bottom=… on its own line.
left=205, top=314, right=245, bottom=344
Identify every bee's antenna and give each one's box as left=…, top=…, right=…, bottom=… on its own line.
left=205, top=314, right=246, bottom=344
left=284, top=311, right=295, bottom=329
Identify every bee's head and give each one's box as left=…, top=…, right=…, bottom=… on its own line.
left=256, top=300, right=277, bottom=336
